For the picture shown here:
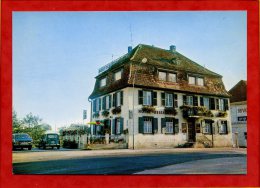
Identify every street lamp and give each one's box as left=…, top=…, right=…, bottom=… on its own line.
left=132, top=57, right=147, bottom=150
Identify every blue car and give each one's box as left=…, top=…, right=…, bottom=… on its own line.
left=12, top=133, right=33, bottom=150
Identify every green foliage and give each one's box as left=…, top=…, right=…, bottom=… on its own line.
left=112, top=106, right=121, bottom=114
left=102, top=110, right=110, bottom=117
left=92, top=112, right=100, bottom=118
left=12, top=110, right=52, bottom=146
left=180, top=105, right=213, bottom=118
left=164, top=107, right=177, bottom=115
left=141, top=106, right=155, bottom=113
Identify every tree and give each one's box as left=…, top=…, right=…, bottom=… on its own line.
left=12, top=110, right=25, bottom=133
left=22, top=112, right=42, bottom=128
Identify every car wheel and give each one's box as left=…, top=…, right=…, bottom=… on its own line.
left=52, top=146, right=53, bottom=149
left=57, top=146, right=60, bottom=149
left=43, top=145, right=46, bottom=149
left=28, top=146, right=32, bottom=150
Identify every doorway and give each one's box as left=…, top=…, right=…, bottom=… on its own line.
left=188, top=119, right=196, bottom=142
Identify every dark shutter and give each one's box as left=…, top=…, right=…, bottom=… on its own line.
left=93, top=125, right=96, bottom=135
left=108, top=119, right=111, bottom=130
left=120, top=117, right=124, bottom=134
left=120, top=91, right=123, bottom=105
left=93, top=100, right=96, bottom=113
left=152, top=91, right=157, bottom=106
left=109, top=95, right=112, bottom=108
left=174, top=94, right=178, bottom=108
left=138, top=90, right=143, bottom=105
left=193, top=96, right=198, bottom=106
left=98, top=98, right=102, bottom=111
left=174, top=119, right=179, bottom=134
left=161, top=93, right=165, bottom=106
left=113, top=93, right=116, bottom=107
left=226, top=121, right=229, bottom=134
left=161, top=118, right=166, bottom=133
left=111, top=119, right=115, bottom=135
left=216, top=99, right=219, bottom=110
left=183, top=95, right=187, bottom=105
left=209, top=98, right=215, bottom=110
left=102, top=97, right=106, bottom=110
left=138, top=117, right=144, bottom=133
left=153, top=118, right=158, bottom=134
left=224, top=99, right=229, bottom=111
left=200, top=97, right=204, bottom=106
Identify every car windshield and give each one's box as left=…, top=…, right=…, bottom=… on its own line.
left=15, top=134, right=30, bottom=139
left=47, top=134, right=58, bottom=139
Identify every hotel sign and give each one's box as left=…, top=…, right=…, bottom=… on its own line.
left=237, top=105, right=247, bottom=122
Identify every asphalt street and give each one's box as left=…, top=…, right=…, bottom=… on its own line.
left=13, top=148, right=246, bottom=174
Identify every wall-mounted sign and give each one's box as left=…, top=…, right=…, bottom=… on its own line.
left=238, top=116, right=247, bottom=122
left=237, top=106, right=247, bottom=116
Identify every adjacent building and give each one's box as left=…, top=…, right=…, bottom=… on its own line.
left=88, top=44, right=233, bottom=149
left=229, top=80, right=247, bottom=147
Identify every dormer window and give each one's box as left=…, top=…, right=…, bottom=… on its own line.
left=197, top=77, right=204, bottom=86
left=188, top=76, right=196, bottom=85
left=159, top=71, right=167, bottom=81
left=158, top=71, right=177, bottom=82
left=100, top=77, right=107, bottom=87
left=114, top=70, right=122, bottom=81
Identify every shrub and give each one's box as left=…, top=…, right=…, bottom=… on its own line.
left=164, top=107, right=177, bottom=115
left=112, top=106, right=121, bottom=114
left=102, top=110, right=110, bottom=117
left=141, top=106, right=155, bottom=113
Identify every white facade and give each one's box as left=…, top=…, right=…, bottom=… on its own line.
left=230, top=101, right=247, bottom=147
left=90, top=87, right=233, bottom=149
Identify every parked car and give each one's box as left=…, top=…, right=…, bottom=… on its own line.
left=38, top=133, right=60, bottom=149
left=12, top=133, right=33, bottom=150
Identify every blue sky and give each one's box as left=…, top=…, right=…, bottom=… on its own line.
left=13, top=11, right=246, bottom=130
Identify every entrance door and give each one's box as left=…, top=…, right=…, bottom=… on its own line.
left=188, top=119, right=196, bottom=142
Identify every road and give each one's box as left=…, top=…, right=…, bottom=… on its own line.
left=13, top=148, right=246, bottom=174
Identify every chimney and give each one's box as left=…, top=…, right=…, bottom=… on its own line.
left=170, top=45, right=176, bottom=52
left=128, top=46, right=132, bottom=53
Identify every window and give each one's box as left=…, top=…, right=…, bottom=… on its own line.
left=168, top=73, right=177, bottom=82
left=116, top=118, right=121, bottom=134
left=114, top=70, right=122, bottom=81
left=116, top=92, right=121, bottom=107
left=219, top=99, right=224, bottom=111
left=143, top=91, right=152, bottom=105
left=166, top=122, right=174, bottom=133
left=187, top=96, right=193, bottom=106
left=203, top=97, right=210, bottom=109
left=219, top=120, right=228, bottom=134
left=174, top=94, right=178, bottom=107
left=100, top=78, right=106, bottom=87
left=106, top=96, right=110, bottom=110
left=165, top=93, right=173, bottom=107
left=143, top=118, right=153, bottom=133
left=188, top=76, right=196, bottom=85
left=197, top=77, right=204, bottom=86
left=159, top=71, right=167, bottom=81
left=203, top=120, right=212, bottom=134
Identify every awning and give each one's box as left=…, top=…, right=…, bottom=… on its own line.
left=87, top=121, right=104, bottom=126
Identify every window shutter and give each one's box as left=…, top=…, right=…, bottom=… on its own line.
left=183, top=95, right=187, bottom=105
left=109, top=95, right=112, bottom=108
left=102, top=97, right=106, bottom=110
left=93, top=100, right=96, bottom=113
left=161, top=118, right=166, bottom=133
left=200, top=97, right=204, bottom=106
left=174, top=94, right=178, bottom=108
left=209, top=98, right=215, bottom=110
left=201, top=120, right=206, bottom=134
left=138, top=90, right=143, bottom=105
left=108, top=119, right=111, bottom=129
left=152, top=91, right=157, bottom=106
left=113, top=93, right=116, bottom=107
left=226, top=121, right=230, bottom=134
left=174, top=119, right=179, bottom=134
left=120, top=91, right=124, bottom=105
left=93, top=125, right=96, bottom=135
left=224, top=99, right=229, bottom=111
left=193, top=96, right=198, bottom=106
left=138, top=117, right=144, bottom=133
left=120, top=117, right=124, bottom=134
left=111, top=119, right=115, bottom=135
left=216, top=99, right=219, bottom=110
left=153, top=118, right=158, bottom=134
left=161, top=93, right=165, bottom=106
left=98, top=98, right=102, bottom=111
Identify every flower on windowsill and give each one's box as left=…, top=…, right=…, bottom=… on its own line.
left=112, top=106, right=121, bottom=114
left=164, top=107, right=177, bottom=116
left=216, top=111, right=227, bottom=117
left=141, top=105, right=156, bottom=113
left=102, top=110, right=110, bottom=117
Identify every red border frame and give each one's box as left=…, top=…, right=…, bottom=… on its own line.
left=1, top=0, right=259, bottom=187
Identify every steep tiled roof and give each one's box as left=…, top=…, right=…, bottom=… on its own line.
left=89, top=44, right=230, bottom=99
left=228, top=80, right=247, bottom=103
